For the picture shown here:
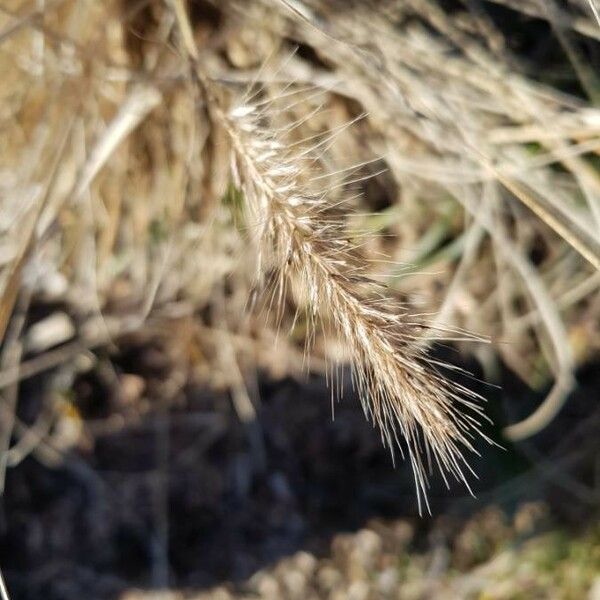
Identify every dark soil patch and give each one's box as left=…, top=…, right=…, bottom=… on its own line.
left=1, top=340, right=599, bottom=599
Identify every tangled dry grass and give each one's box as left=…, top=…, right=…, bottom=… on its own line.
left=1, top=0, right=600, bottom=506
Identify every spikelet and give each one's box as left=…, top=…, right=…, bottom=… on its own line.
left=195, top=70, right=490, bottom=513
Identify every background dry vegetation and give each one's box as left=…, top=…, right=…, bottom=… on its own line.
left=1, top=0, right=600, bottom=599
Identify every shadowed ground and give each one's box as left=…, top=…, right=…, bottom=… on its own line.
left=1, top=339, right=598, bottom=599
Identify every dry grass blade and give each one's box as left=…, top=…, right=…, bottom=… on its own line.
left=0, top=567, right=9, bottom=600
left=71, top=85, right=162, bottom=204
left=454, top=184, right=576, bottom=441
left=587, top=0, right=600, bottom=27
left=494, top=172, right=600, bottom=273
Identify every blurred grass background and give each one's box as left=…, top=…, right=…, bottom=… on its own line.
left=1, top=0, right=600, bottom=598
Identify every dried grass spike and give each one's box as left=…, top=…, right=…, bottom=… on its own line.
left=167, top=0, right=491, bottom=507
left=200, top=78, right=490, bottom=513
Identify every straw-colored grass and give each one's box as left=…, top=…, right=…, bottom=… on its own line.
left=1, top=0, right=599, bottom=504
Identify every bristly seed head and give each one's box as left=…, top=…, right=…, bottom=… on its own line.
left=208, top=80, right=491, bottom=514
